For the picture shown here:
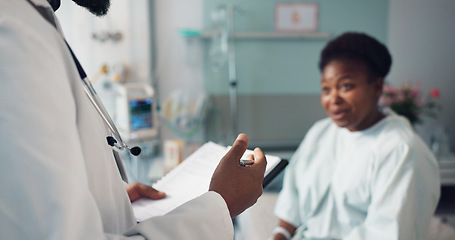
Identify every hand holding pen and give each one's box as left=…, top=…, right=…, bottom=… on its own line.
left=209, top=133, right=267, bottom=218
left=240, top=159, right=255, bottom=167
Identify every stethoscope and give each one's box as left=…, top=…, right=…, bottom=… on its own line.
left=26, top=0, right=141, bottom=156
left=67, top=45, right=141, bottom=156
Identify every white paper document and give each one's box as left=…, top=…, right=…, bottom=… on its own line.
left=132, top=141, right=282, bottom=222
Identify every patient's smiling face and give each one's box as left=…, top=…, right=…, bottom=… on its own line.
left=320, top=59, right=383, bottom=132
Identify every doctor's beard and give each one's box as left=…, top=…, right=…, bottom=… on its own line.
left=72, top=0, right=110, bottom=16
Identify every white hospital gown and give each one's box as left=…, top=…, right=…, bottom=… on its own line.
left=274, top=111, right=440, bottom=240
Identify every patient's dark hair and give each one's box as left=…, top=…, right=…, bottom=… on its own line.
left=319, top=32, right=392, bottom=80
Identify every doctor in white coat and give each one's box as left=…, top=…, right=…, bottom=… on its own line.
left=0, top=0, right=267, bottom=239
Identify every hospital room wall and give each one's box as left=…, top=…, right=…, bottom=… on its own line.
left=56, top=0, right=153, bottom=84
left=387, top=0, right=455, bottom=152
left=203, top=0, right=388, bottom=95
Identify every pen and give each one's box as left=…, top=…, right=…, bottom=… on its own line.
left=240, top=159, right=254, bottom=167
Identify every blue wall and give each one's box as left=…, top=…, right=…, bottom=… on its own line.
left=203, top=0, right=389, bottom=95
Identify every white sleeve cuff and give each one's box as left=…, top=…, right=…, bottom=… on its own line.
left=272, top=226, right=292, bottom=239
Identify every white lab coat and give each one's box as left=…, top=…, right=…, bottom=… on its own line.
left=0, top=0, right=233, bottom=239
left=275, top=112, right=440, bottom=240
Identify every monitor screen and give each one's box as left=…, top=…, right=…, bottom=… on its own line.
left=129, top=98, right=153, bottom=131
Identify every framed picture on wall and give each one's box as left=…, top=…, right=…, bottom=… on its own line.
left=275, top=3, right=318, bottom=32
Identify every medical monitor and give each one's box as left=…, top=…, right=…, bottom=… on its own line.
left=129, top=98, right=154, bottom=131
left=116, top=83, right=158, bottom=140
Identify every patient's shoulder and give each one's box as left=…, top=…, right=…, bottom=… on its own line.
left=374, top=114, right=434, bottom=165
left=377, top=114, right=415, bottom=143
left=309, top=118, right=335, bottom=135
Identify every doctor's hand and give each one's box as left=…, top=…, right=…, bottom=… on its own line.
left=209, top=133, right=267, bottom=218
left=125, top=182, right=166, bottom=202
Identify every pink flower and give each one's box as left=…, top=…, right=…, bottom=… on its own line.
left=380, top=82, right=441, bottom=125
left=430, top=88, right=440, bottom=99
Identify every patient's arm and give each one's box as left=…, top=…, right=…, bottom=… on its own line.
left=272, top=219, right=297, bottom=240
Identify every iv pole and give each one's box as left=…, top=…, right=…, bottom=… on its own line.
left=226, top=4, right=238, bottom=139
left=209, top=4, right=240, bottom=142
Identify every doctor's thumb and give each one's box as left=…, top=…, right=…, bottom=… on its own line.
left=224, top=134, right=249, bottom=164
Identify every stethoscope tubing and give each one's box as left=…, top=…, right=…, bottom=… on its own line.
left=80, top=76, right=128, bottom=151
left=65, top=42, right=135, bottom=153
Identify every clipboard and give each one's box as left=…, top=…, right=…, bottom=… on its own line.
left=263, top=159, right=288, bottom=188
left=132, top=142, right=288, bottom=221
